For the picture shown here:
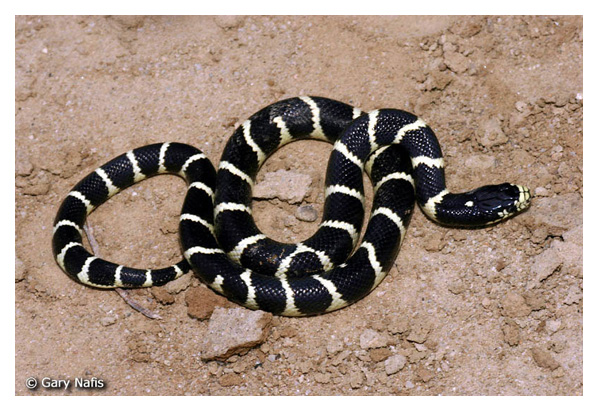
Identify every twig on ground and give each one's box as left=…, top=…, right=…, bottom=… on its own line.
left=83, top=222, right=162, bottom=320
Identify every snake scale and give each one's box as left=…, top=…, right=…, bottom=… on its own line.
left=52, top=96, right=531, bottom=316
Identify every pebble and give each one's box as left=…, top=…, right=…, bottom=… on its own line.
left=502, top=322, right=520, bottom=346
left=515, top=101, right=528, bottom=112
left=501, top=292, right=531, bottom=318
left=295, top=204, right=319, bottom=222
left=416, top=366, right=434, bottom=382
left=522, top=193, right=582, bottom=239
left=314, top=372, right=331, bottom=384
left=369, top=347, right=392, bottom=362
left=448, top=279, right=466, bottom=295
left=16, top=155, right=33, bottom=176
left=163, top=273, right=192, bottom=294
left=388, top=317, right=410, bottom=335
left=253, top=170, right=312, bottom=204
left=443, top=50, right=469, bottom=73
left=478, top=118, right=508, bottom=148
left=218, top=373, right=244, bottom=387
left=349, top=370, right=365, bottom=389
left=406, top=323, right=430, bottom=344
left=326, top=338, right=344, bottom=354
left=186, top=286, right=231, bottom=320
left=21, top=173, right=51, bottom=196
left=531, top=228, right=582, bottom=283
left=545, top=319, right=562, bottom=334
left=564, top=285, right=582, bottom=305
left=384, top=354, right=407, bottom=375
left=531, top=347, right=560, bottom=370
left=423, top=231, right=446, bottom=252
left=150, top=287, right=175, bottom=305
left=200, top=308, right=273, bottom=361
left=359, top=329, right=388, bottom=349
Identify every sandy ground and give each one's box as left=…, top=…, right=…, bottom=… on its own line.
left=15, top=15, right=582, bottom=395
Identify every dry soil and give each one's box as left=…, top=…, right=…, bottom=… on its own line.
left=15, top=15, right=583, bottom=395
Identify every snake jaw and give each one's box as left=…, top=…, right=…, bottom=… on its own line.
left=515, top=184, right=532, bottom=212
left=473, top=183, right=531, bottom=224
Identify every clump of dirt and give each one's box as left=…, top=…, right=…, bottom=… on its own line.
left=16, top=16, right=582, bottom=395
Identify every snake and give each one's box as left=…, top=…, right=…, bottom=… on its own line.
left=52, top=96, right=531, bottom=316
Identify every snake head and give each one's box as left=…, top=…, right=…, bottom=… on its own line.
left=467, top=183, right=531, bottom=225
left=436, top=183, right=531, bottom=226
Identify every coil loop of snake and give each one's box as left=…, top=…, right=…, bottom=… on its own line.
left=52, top=97, right=531, bottom=316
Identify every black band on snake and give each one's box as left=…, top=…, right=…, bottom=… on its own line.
left=52, top=96, right=531, bottom=316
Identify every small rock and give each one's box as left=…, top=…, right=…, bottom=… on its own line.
left=385, top=354, right=407, bottom=375
left=448, top=279, right=466, bottom=295
left=186, top=286, right=231, bottom=320
left=21, top=173, right=51, bottom=196
left=478, top=118, right=508, bottom=148
left=416, top=366, right=434, bottom=382
left=314, top=372, right=331, bottom=384
left=444, top=50, right=469, bottom=73
left=564, top=284, right=583, bottom=305
left=326, top=338, right=344, bottom=354
left=369, top=347, right=392, bottom=363
left=515, top=101, right=528, bottom=112
left=521, top=193, right=582, bottom=240
left=15, top=154, right=33, bottom=176
left=501, top=292, right=531, bottom=318
left=150, top=287, right=175, bottom=305
left=200, top=308, right=273, bottom=361
left=349, top=370, right=365, bottom=389
left=406, top=323, right=430, bottom=344
left=531, top=347, right=560, bottom=370
left=359, top=329, right=388, bottom=349
left=414, top=343, right=427, bottom=352
left=524, top=291, right=546, bottom=311
left=295, top=204, right=319, bottom=222
left=254, top=170, right=312, bottom=204
left=545, top=319, right=562, bottom=334
left=531, top=232, right=582, bottom=284
left=502, top=322, right=520, bottom=346
left=331, top=350, right=351, bottom=366
left=218, top=373, right=244, bottom=387
left=388, top=317, right=410, bottom=335
left=163, top=273, right=192, bottom=294
left=423, top=231, right=446, bottom=252
left=283, top=214, right=296, bottom=227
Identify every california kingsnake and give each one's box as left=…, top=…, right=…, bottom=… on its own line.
left=52, top=96, right=531, bottom=316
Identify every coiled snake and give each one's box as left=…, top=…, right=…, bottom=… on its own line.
left=52, top=97, right=531, bottom=316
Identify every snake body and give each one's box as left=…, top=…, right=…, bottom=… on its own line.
left=52, top=97, right=531, bottom=316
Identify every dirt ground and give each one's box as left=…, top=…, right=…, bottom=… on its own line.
left=15, top=15, right=583, bottom=395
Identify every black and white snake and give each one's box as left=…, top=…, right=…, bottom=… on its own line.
left=52, top=96, right=531, bottom=316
